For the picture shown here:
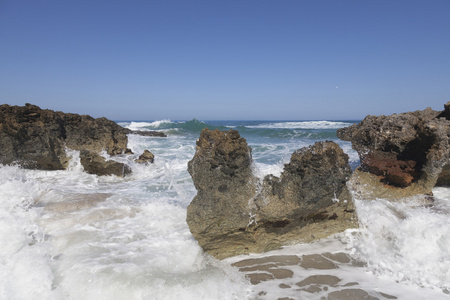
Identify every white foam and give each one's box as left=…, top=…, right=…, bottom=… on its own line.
left=246, top=121, right=353, bottom=130
left=126, top=119, right=172, bottom=131
left=0, top=166, right=59, bottom=300
left=349, top=195, right=450, bottom=294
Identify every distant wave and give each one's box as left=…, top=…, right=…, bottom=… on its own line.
left=246, top=121, right=353, bottom=130
left=126, top=120, right=173, bottom=131
left=125, top=119, right=228, bottom=134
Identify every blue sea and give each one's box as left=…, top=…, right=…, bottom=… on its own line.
left=0, top=120, right=449, bottom=299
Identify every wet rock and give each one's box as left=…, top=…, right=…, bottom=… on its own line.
left=300, top=254, right=338, bottom=270
left=327, top=289, right=380, bottom=300
left=268, top=268, right=294, bottom=279
left=232, top=255, right=301, bottom=268
left=135, top=150, right=155, bottom=164
left=0, top=104, right=129, bottom=174
left=80, top=150, right=131, bottom=177
left=246, top=273, right=274, bottom=285
left=338, top=102, right=450, bottom=199
left=296, top=275, right=341, bottom=287
left=127, top=130, right=167, bottom=137
left=44, top=193, right=112, bottom=212
left=279, top=284, right=291, bottom=289
left=379, top=292, right=398, bottom=299
left=321, top=252, right=352, bottom=264
left=187, top=128, right=357, bottom=259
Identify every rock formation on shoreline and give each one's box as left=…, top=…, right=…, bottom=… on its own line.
left=187, top=129, right=356, bottom=259
left=337, top=102, right=450, bottom=199
left=135, top=150, right=155, bottom=164
left=126, top=129, right=167, bottom=137
left=0, top=103, right=131, bottom=176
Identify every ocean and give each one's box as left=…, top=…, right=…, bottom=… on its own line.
left=0, top=119, right=449, bottom=300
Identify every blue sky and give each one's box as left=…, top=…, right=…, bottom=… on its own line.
left=1, top=0, right=449, bottom=120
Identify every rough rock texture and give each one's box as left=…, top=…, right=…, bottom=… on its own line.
left=135, top=150, right=155, bottom=164
left=0, top=104, right=129, bottom=174
left=126, top=130, right=167, bottom=137
left=187, top=129, right=356, bottom=259
left=79, top=150, right=131, bottom=177
left=337, top=102, right=450, bottom=199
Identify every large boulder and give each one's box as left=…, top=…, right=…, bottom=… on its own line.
left=337, top=102, right=450, bottom=199
left=187, top=129, right=356, bottom=259
left=0, top=103, right=130, bottom=175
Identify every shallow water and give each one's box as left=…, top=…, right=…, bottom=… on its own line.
left=0, top=119, right=448, bottom=299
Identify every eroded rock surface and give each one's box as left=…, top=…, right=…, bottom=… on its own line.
left=0, top=103, right=130, bottom=175
left=134, top=150, right=155, bottom=164
left=337, top=102, right=450, bottom=199
left=80, top=150, right=131, bottom=177
left=187, top=129, right=356, bottom=259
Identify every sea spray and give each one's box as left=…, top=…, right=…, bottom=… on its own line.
left=349, top=196, right=450, bottom=294
left=0, top=166, right=58, bottom=300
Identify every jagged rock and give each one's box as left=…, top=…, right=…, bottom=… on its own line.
left=135, top=150, right=155, bottom=164
left=0, top=103, right=129, bottom=174
left=186, top=129, right=356, bottom=259
left=79, top=150, right=131, bottom=177
left=337, top=102, right=450, bottom=199
left=187, top=129, right=257, bottom=259
left=126, top=130, right=167, bottom=137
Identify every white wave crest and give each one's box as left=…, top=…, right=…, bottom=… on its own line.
left=247, top=121, right=353, bottom=130
left=126, top=120, right=172, bottom=130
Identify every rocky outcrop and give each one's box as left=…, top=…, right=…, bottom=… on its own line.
left=80, top=150, right=131, bottom=177
left=337, top=102, right=450, bottom=199
left=0, top=103, right=130, bottom=175
left=126, top=130, right=167, bottom=137
left=187, top=129, right=356, bottom=259
left=135, top=150, right=155, bottom=164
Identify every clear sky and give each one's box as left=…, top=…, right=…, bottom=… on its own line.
left=0, top=0, right=449, bottom=120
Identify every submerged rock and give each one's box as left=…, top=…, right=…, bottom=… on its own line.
left=0, top=103, right=129, bottom=175
left=337, top=102, right=450, bottom=199
left=135, top=150, right=155, bottom=164
left=127, top=130, right=167, bottom=137
left=186, top=129, right=356, bottom=259
left=79, top=150, right=131, bottom=177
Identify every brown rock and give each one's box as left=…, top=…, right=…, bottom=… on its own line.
left=296, top=275, right=341, bottom=287
left=0, top=104, right=129, bottom=174
left=79, top=150, right=131, bottom=177
left=187, top=129, right=357, bottom=259
left=232, top=255, right=301, bottom=268
left=246, top=273, right=274, bottom=285
left=338, top=102, right=450, bottom=198
left=299, top=254, right=338, bottom=270
left=135, top=150, right=155, bottom=164
left=327, top=289, right=380, bottom=300
left=127, top=130, right=167, bottom=137
left=361, top=151, right=417, bottom=187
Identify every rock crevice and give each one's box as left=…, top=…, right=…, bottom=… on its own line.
left=337, top=102, right=450, bottom=198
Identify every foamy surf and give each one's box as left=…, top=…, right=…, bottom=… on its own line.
left=246, top=121, right=353, bottom=130
left=1, top=120, right=448, bottom=299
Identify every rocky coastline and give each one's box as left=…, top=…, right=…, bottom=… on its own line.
left=0, top=103, right=159, bottom=176
left=2, top=102, right=449, bottom=260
